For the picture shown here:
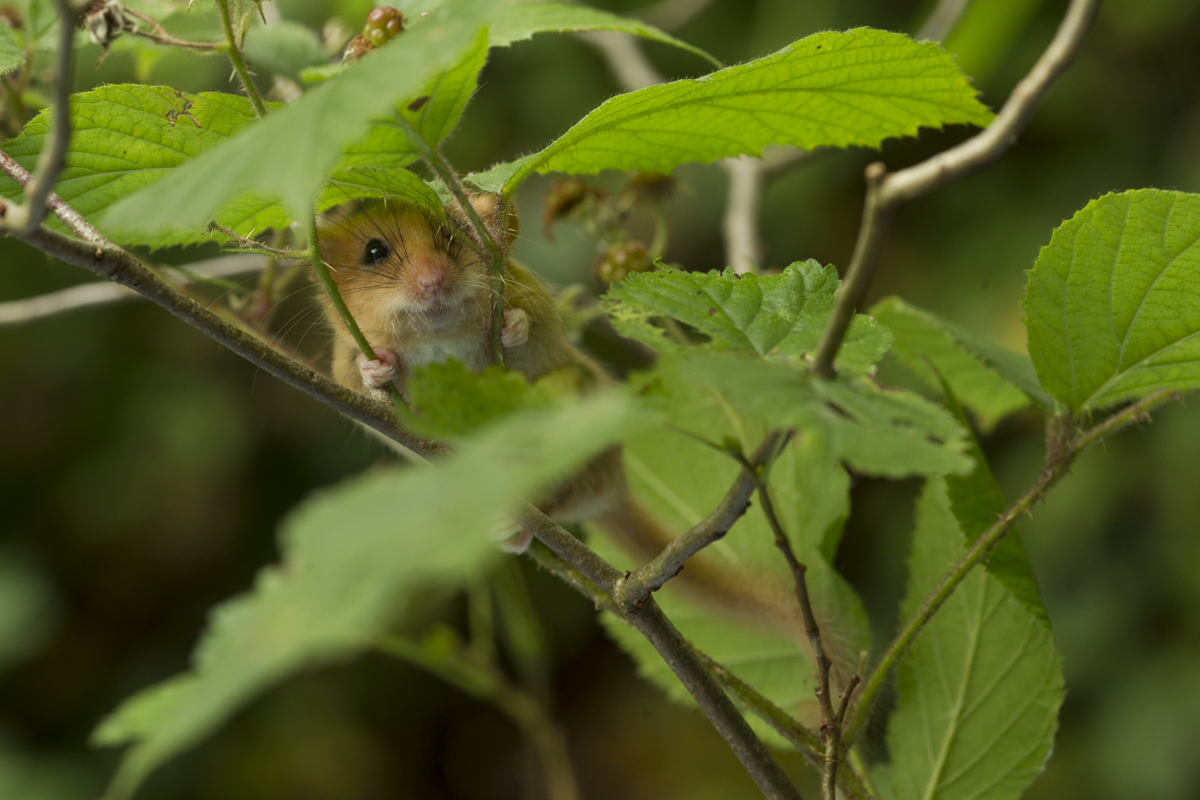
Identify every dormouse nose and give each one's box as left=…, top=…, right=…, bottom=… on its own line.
left=412, top=263, right=446, bottom=295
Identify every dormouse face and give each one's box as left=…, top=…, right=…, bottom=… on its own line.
left=317, top=200, right=488, bottom=332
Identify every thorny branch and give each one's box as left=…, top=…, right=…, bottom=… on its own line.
left=613, top=432, right=784, bottom=611
left=843, top=388, right=1180, bottom=744
left=124, top=8, right=221, bottom=51
left=811, top=0, right=1103, bottom=377
left=742, top=434, right=858, bottom=800
left=215, top=0, right=268, bottom=117
left=0, top=0, right=74, bottom=235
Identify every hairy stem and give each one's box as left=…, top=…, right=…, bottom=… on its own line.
left=845, top=388, right=1177, bottom=743
left=394, top=114, right=508, bottom=365
left=216, top=0, right=267, bottom=117
left=811, top=0, right=1102, bottom=377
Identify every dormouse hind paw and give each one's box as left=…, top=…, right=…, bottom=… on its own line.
left=358, top=347, right=399, bottom=390
left=501, top=308, right=529, bottom=348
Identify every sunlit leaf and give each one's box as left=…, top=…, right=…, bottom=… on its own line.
left=489, top=1, right=719, bottom=67
left=503, top=28, right=992, bottom=191
left=1024, top=189, right=1200, bottom=411
left=92, top=393, right=645, bottom=800
left=885, top=478, right=1063, bottom=800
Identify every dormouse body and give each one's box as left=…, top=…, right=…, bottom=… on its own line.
left=317, top=196, right=590, bottom=399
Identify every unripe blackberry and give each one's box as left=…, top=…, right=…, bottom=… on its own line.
left=543, top=178, right=604, bottom=238
left=595, top=240, right=650, bottom=285
left=364, top=6, right=404, bottom=46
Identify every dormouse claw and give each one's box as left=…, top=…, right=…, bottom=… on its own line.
left=358, top=347, right=399, bottom=389
left=502, top=308, right=529, bottom=348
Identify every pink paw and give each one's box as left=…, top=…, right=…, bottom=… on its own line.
left=501, top=308, right=529, bottom=348
left=358, top=347, right=399, bottom=390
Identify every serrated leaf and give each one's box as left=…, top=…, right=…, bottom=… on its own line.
left=92, top=392, right=644, bottom=800
left=318, top=166, right=445, bottom=218
left=0, top=21, right=23, bottom=75
left=504, top=27, right=993, bottom=191
left=98, top=5, right=494, bottom=242
left=489, top=0, right=719, bottom=67
left=0, top=85, right=276, bottom=248
left=592, top=364, right=868, bottom=744
left=870, top=297, right=1036, bottom=430
left=604, top=261, right=892, bottom=372
left=886, top=478, right=1062, bottom=800
left=1024, top=189, right=1200, bottom=411
left=668, top=351, right=972, bottom=478
left=243, top=21, right=329, bottom=84
left=936, top=374, right=1048, bottom=624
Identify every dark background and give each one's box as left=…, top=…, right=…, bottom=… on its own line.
left=3, top=0, right=1200, bottom=798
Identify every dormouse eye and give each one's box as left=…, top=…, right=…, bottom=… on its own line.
left=362, top=238, right=390, bottom=265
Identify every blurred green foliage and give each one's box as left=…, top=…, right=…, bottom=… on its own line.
left=3, top=0, right=1200, bottom=798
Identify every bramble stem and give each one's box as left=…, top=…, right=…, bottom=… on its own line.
left=393, top=115, right=508, bottom=366
left=215, top=0, right=268, bottom=118
left=811, top=0, right=1103, bottom=377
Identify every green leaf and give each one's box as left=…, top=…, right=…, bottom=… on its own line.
left=98, top=5, right=495, bottom=242
left=0, top=20, right=23, bottom=75
left=489, top=0, right=720, bottom=67
left=0, top=85, right=277, bottom=248
left=1024, top=189, right=1200, bottom=411
left=592, top=365, right=868, bottom=744
left=504, top=27, right=993, bottom=191
left=406, top=361, right=545, bottom=436
left=870, top=297, right=1038, bottom=429
left=92, top=392, right=645, bottom=800
left=318, top=166, right=445, bottom=217
left=604, top=261, right=892, bottom=373
left=667, top=352, right=973, bottom=478
left=937, top=374, right=1049, bottom=624
left=466, top=155, right=534, bottom=193
left=242, top=21, right=329, bottom=85
left=885, top=478, right=1063, bottom=800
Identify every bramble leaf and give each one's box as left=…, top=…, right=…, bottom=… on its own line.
left=98, top=4, right=494, bottom=241
left=870, top=297, right=1046, bottom=429
left=503, top=27, right=993, bottom=191
left=0, top=20, right=22, bottom=75
left=92, top=393, right=644, bottom=800
left=604, top=261, right=892, bottom=373
left=0, top=85, right=278, bottom=248
left=489, top=0, right=719, bottom=67
left=885, top=478, right=1062, bottom=800
left=669, top=352, right=972, bottom=478
left=1024, top=189, right=1200, bottom=411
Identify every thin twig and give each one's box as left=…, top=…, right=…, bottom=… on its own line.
left=614, top=432, right=783, bottom=610
left=124, top=8, right=221, bottom=51
left=747, top=435, right=850, bottom=800
left=515, top=504, right=803, bottom=800
left=0, top=151, right=105, bottom=244
left=306, top=208, right=377, bottom=361
left=637, top=0, right=720, bottom=31
left=843, top=387, right=1178, bottom=744
left=394, top=114, right=508, bottom=365
left=215, top=0, right=267, bottom=117
left=0, top=0, right=73, bottom=235
left=209, top=221, right=311, bottom=258
left=812, top=0, right=1102, bottom=377
left=917, top=0, right=972, bottom=42
left=0, top=254, right=267, bottom=326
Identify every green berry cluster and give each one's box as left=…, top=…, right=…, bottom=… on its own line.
left=364, top=6, right=405, bottom=46
left=595, top=240, right=651, bottom=285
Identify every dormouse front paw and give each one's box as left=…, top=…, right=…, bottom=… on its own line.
left=501, top=308, right=529, bottom=348
left=358, top=347, right=400, bottom=390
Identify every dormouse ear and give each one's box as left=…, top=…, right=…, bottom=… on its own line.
left=454, top=192, right=520, bottom=247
